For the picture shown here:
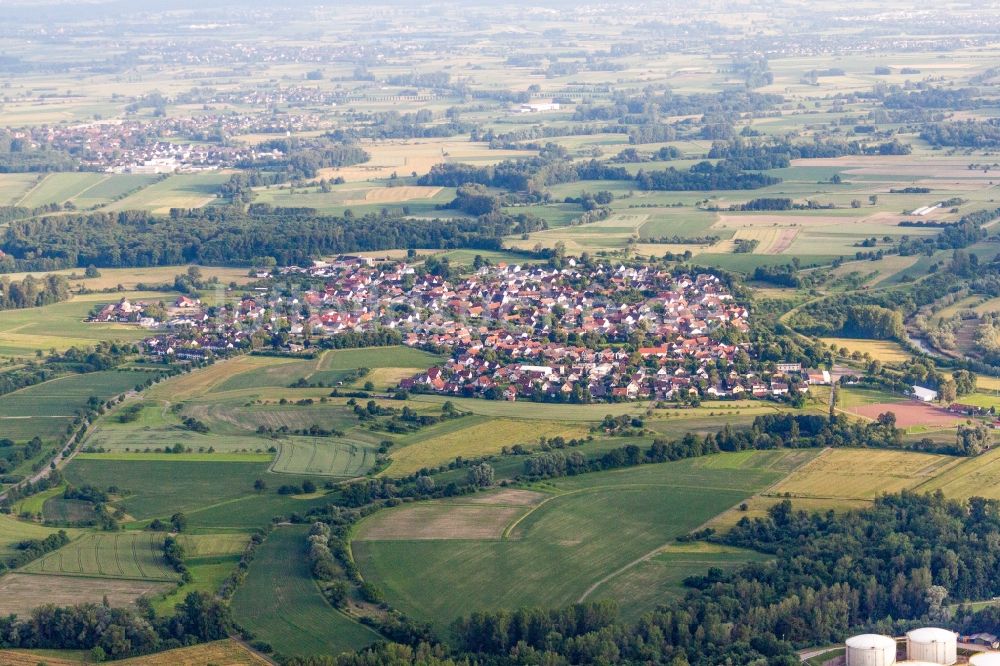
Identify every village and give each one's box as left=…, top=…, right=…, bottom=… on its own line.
left=89, top=257, right=843, bottom=404
left=6, top=112, right=324, bottom=173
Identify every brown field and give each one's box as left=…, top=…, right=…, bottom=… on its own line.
left=318, top=138, right=534, bottom=182
left=354, top=503, right=526, bottom=540
left=344, top=185, right=442, bottom=204
left=713, top=214, right=852, bottom=228
left=0, top=573, right=173, bottom=616
left=0, top=639, right=269, bottom=665
left=464, top=488, right=548, bottom=505
left=848, top=400, right=962, bottom=428
left=0, top=265, right=253, bottom=292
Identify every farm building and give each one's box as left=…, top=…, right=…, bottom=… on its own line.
left=962, top=632, right=1000, bottom=649
left=517, top=102, right=560, bottom=113
left=912, top=386, right=938, bottom=402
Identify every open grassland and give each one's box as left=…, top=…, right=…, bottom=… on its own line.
left=232, top=526, right=378, bottom=658
left=819, top=337, right=912, bottom=363
left=0, top=292, right=167, bottom=357
left=765, top=447, right=960, bottom=502
left=0, top=573, right=172, bottom=617
left=384, top=417, right=590, bottom=476
left=21, top=531, right=178, bottom=581
left=354, top=449, right=805, bottom=629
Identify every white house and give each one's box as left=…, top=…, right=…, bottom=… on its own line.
left=912, top=385, right=938, bottom=402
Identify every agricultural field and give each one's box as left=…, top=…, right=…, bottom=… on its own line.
left=313, top=138, right=535, bottom=182
left=0, top=639, right=270, bottom=666
left=0, top=292, right=171, bottom=358
left=353, top=449, right=808, bottom=629
left=271, top=436, right=379, bottom=477
left=0, top=573, right=173, bottom=617
left=0, top=369, right=159, bottom=419
left=231, top=526, right=378, bottom=658
left=383, top=416, right=590, bottom=475
left=0, top=514, right=78, bottom=559
left=0, top=265, right=253, bottom=292
left=764, top=447, right=959, bottom=503
left=62, top=459, right=274, bottom=520
left=105, top=172, right=231, bottom=214
left=819, top=337, right=912, bottom=363
left=21, top=531, right=180, bottom=581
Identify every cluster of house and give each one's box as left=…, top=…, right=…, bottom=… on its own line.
left=8, top=113, right=322, bottom=173
left=111, top=258, right=830, bottom=403
left=89, top=298, right=159, bottom=327
left=404, top=354, right=829, bottom=403
left=177, top=86, right=345, bottom=109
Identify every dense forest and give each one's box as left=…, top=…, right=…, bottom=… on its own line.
left=0, top=208, right=546, bottom=271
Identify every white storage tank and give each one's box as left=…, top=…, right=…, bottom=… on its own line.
left=906, top=628, right=957, bottom=665
left=970, top=654, right=1000, bottom=666
left=846, top=633, right=898, bottom=666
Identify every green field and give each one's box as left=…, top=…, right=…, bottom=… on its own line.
left=105, top=173, right=230, bottom=213
left=271, top=436, right=379, bottom=476
left=63, top=459, right=273, bottom=519
left=0, top=514, right=78, bottom=559
left=231, top=526, right=378, bottom=658
left=0, top=292, right=169, bottom=357
left=21, top=531, right=178, bottom=581
left=0, top=370, right=159, bottom=418
left=353, top=449, right=807, bottom=629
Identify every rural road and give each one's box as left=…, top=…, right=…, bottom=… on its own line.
left=0, top=389, right=139, bottom=504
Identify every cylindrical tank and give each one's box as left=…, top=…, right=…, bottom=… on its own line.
left=906, top=628, right=957, bottom=665
left=846, top=633, right=898, bottom=666
left=970, top=654, right=1000, bottom=666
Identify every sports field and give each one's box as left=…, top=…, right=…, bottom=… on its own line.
left=231, top=526, right=379, bottom=658
left=354, top=449, right=806, bottom=629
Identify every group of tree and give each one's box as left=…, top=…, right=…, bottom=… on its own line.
left=0, top=208, right=546, bottom=272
